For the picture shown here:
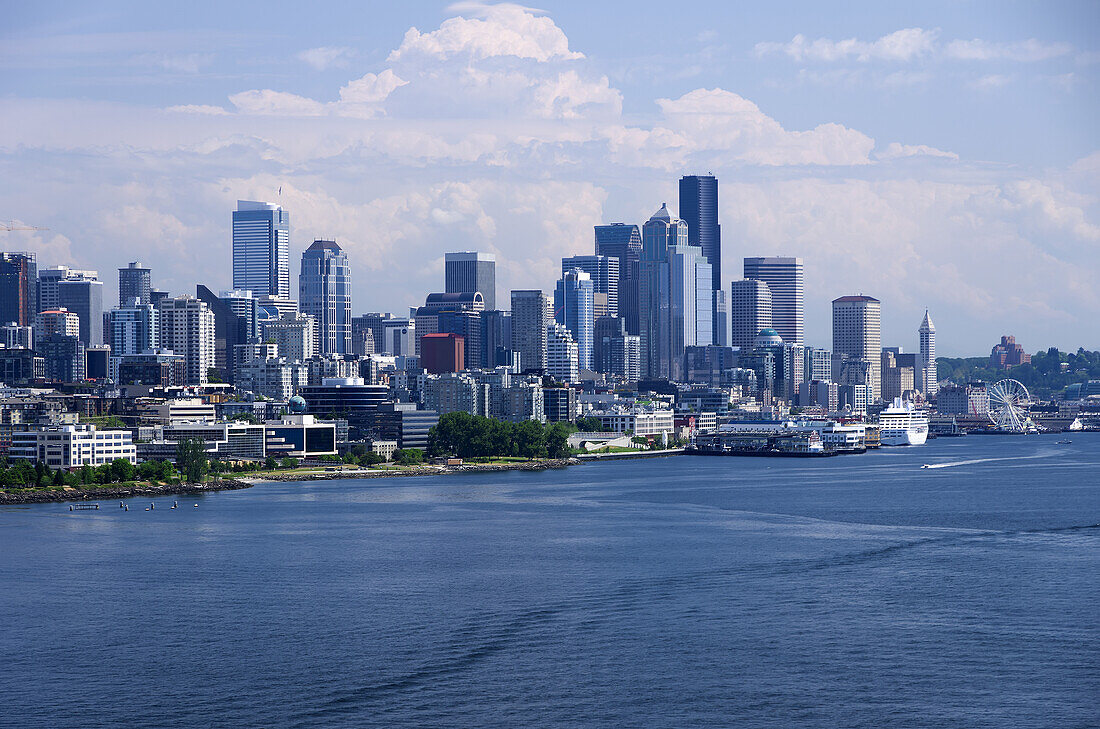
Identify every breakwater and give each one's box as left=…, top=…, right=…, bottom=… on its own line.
left=0, top=478, right=254, bottom=506
left=246, top=458, right=579, bottom=483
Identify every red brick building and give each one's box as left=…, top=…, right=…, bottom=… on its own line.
left=990, top=335, right=1031, bottom=369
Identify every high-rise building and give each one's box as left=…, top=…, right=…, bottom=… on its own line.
left=730, top=279, right=772, bottom=350
left=104, top=302, right=159, bottom=380
left=554, top=268, right=594, bottom=370
left=639, top=204, right=705, bottom=380
left=57, top=276, right=104, bottom=345
left=261, top=313, right=316, bottom=363
left=803, top=346, right=831, bottom=383
left=299, top=239, right=352, bottom=355
left=1, top=323, right=33, bottom=349
left=197, top=285, right=253, bottom=381
left=743, top=257, right=804, bottom=345
left=118, top=261, right=151, bottom=307
left=445, top=252, right=496, bottom=311
left=511, top=290, right=549, bottom=374
left=232, top=200, right=290, bottom=298
left=158, top=295, right=216, bottom=385
left=547, top=322, right=580, bottom=383
left=832, top=295, right=882, bottom=400
left=919, top=310, right=937, bottom=396
left=36, top=308, right=80, bottom=337
left=0, top=252, right=37, bottom=326
left=595, top=223, right=642, bottom=335
left=421, top=333, right=465, bottom=374
left=220, top=289, right=260, bottom=341
left=679, top=175, right=725, bottom=345
left=36, top=333, right=84, bottom=383
left=480, top=309, right=512, bottom=368
left=881, top=348, right=918, bottom=402
left=37, top=266, right=95, bottom=313
left=561, top=255, right=618, bottom=318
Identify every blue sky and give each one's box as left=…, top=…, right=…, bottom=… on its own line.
left=2, top=0, right=1098, bottom=354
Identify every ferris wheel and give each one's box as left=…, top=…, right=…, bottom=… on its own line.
left=988, top=379, right=1031, bottom=432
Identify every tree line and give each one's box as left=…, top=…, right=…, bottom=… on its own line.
left=427, top=412, right=572, bottom=460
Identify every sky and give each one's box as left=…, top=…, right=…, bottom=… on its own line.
left=1, top=0, right=1098, bottom=356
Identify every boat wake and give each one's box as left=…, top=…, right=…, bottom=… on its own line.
left=922, top=453, right=1052, bottom=469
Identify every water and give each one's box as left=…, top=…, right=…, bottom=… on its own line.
left=2, top=435, right=1098, bottom=728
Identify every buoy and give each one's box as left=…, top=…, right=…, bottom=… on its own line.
left=150, top=503, right=154, bottom=510
left=69, top=505, right=73, bottom=511
left=193, top=504, right=198, bottom=507
left=120, top=501, right=124, bottom=508
left=124, top=506, right=128, bottom=511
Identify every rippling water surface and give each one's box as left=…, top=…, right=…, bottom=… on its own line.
left=2, top=434, right=1098, bottom=728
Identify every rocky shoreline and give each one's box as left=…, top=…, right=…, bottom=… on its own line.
left=0, top=459, right=582, bottom=505
left=0, top=478, right=255, bottom=506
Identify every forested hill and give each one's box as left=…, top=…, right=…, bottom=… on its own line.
left=937, top=348, right=1100, bottom=399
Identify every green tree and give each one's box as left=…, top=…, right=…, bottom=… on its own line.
left=393, top=448, right=423, bottom=465
left=93, top=464, right=112, bottom=484
left=176, top=438, right=209, bottom=483
left=34, top=461, right=49, bottom=486
left=280, top=457, right=299, bottom=469
left=574, top=416, right=605, bottom=432
left=264, top=456, right=277, bottom=470
left=52, top=469, right=67, bottom=486
left=361, top=452, right=385, bottom=466
left=206, top=367, right=225, bottom=384
left=110, top=459, right=136, bottom=483
left=545, top=423, right=571, bottom=459
left=231, top=412, right=259, bottom=424
left=79, top=464, right=95, bottom=485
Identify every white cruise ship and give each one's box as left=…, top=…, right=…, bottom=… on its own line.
left=877, top=398, right=929, bottom=446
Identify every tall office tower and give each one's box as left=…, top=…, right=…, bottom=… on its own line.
left=561, top=255, right=618, bottom=318
left=36, top=308, right=80, bottom=337
left=594, top=223, right=642, bottom=335
left=881, top=348, right=918, bottom=402
left=232, top=200, right=290, bottom=298
left=730, top=279, right=773, bottom=350
left=353, top=313, right=393, bottom=354
left=58, top=276, right=104, bottom=345
left=260, top=313, right=316, bottom=362
left=150, top=289, right=170, bottom=306
left=118, top=261, right=151, bottom=307
left=158, top=295, right=216, bottom=385
left=481, top=309, right=512, bottom=368
left=832, top=295, right=882, bottom=400
left=511, top=290, right=549, bottom=374
left=695, top=256, right=713, bottom=347
left=299, top=240, right=352, bottom=355
left=37, top=266, right=93, bottom=313
left=0, top=252, right=37, bottom=326
left=546, top=322, right=580, bottom=383
left=743, top=257, right=804, bottom=345
left=554, top=268, right=594, bottom=370
left=445, top=252, right=496, bottom=311
left=436, top=309, right=482, bottom=370
left=919, top=310, right=938, bottom=396
left=679, top=175, right=725, bottom=345
left=639, top=204, right=702, bottom=380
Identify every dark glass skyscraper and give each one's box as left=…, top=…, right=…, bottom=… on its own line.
left=299, top=240, right=352, bottom=355
left=679, top=175, right=725, bottom=345
left=233, top=200, right=290, bottom=299
left=0, top=252, right=37, bottom=327
left=445, top=252, right=496, bottom=311
left=118, top=261, right=151, bottom=306
left=594, top=223, right=641, bottom=336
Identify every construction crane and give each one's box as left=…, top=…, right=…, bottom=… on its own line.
left=1, top=221, right=49, bottom=232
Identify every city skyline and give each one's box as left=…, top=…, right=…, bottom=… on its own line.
left=1, top=2, right=1097, bottom=355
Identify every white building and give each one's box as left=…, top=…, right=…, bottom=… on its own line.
left=148, top=398, right=217, bottom=425
left=594, top=408, right=675, bottom=437
left=158, top=296, right=215, bottom=385
left=422, top=372, right=489, bottom=416
left=500, top=380, right=545, bottom=422
left=547, top=322, right=579, bottom=383
left=10, top=424, right=136, bottom=468
left=919, top=309, right=938, bottom=397
left=261, top=313, right=317, bottom=362
left=236, top=357, right=309, bottom=401
left=743, top=257, right=804, bottom=346
left=730, top=279, right=772, bottom=350
left=832, top=295, right=882, bottom=400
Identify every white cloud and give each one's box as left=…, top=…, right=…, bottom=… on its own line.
left=876, top=142, right=958, bottom=161
left=296, top=46, right=354, bottom=70
left=970, top=74, right=1011, bottom=89
left=389, top=2, right=582, bottom=63
left=755, top=28, right=939, bottom=63
left=165, top=104, right=230, bottom=115
left=228, top=89, right=327, bottom=116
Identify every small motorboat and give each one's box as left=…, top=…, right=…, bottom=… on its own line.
left=921, top=464, right=931, bottom=469
left=1056, top=439, right=1072, bottom=445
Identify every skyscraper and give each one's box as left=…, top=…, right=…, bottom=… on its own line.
left=299, top=239, right=352, bottom=355
left=158, top=295, right=216, bottom=385
left=232, top=200, right=290, bottom=298
left=445, top=252, right=496, bottom=310
left=58, top=276, right=104, bottom=345
left=679, top=175, right=725, bottom=345
left=832, top=295, right=882, bottom=400
left=919, top=310, right=938, bottom=396
left=197, top=285, right=255, bottom=381
left=0, top=252, right=37, bottom=327
left=730, top=279, right=773, bottom=349
left=594, top=223, right=642, bottom=335
left=546, top=322, right=580, bottom=383
left=37, top=266, right=94, bottom=313
left=639, top=203, right=703, bottom=380
left=561, top=254, right=618, bottom=318
left=554, top=268, right=594, bottom=370
left=118, top=261, right=151, bottom=307
left=511, top=290, right=549, bottom=374
left=104, top=301, right=159, bottom=380
left=743, top=257, right=804, bottom=345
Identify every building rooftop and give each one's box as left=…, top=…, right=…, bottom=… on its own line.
left=832, top=295, right=880, bottom=303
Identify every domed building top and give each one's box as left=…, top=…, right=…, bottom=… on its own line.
left=753, top=327, right=783, bottom=348
left=288, top=395, right=308, bottom=413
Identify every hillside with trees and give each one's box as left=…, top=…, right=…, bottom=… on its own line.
left=937, top=347, right=1100, bottom=399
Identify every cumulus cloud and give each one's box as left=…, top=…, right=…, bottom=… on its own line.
left=228, top=89, right=327, bottom=116
left=296, top=46, right=353, bottom=70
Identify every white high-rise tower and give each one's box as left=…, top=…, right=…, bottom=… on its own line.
left=919, top=310, right=937, bottom=396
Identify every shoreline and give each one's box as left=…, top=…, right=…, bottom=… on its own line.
left=0, top=457, right=586, bottom=505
